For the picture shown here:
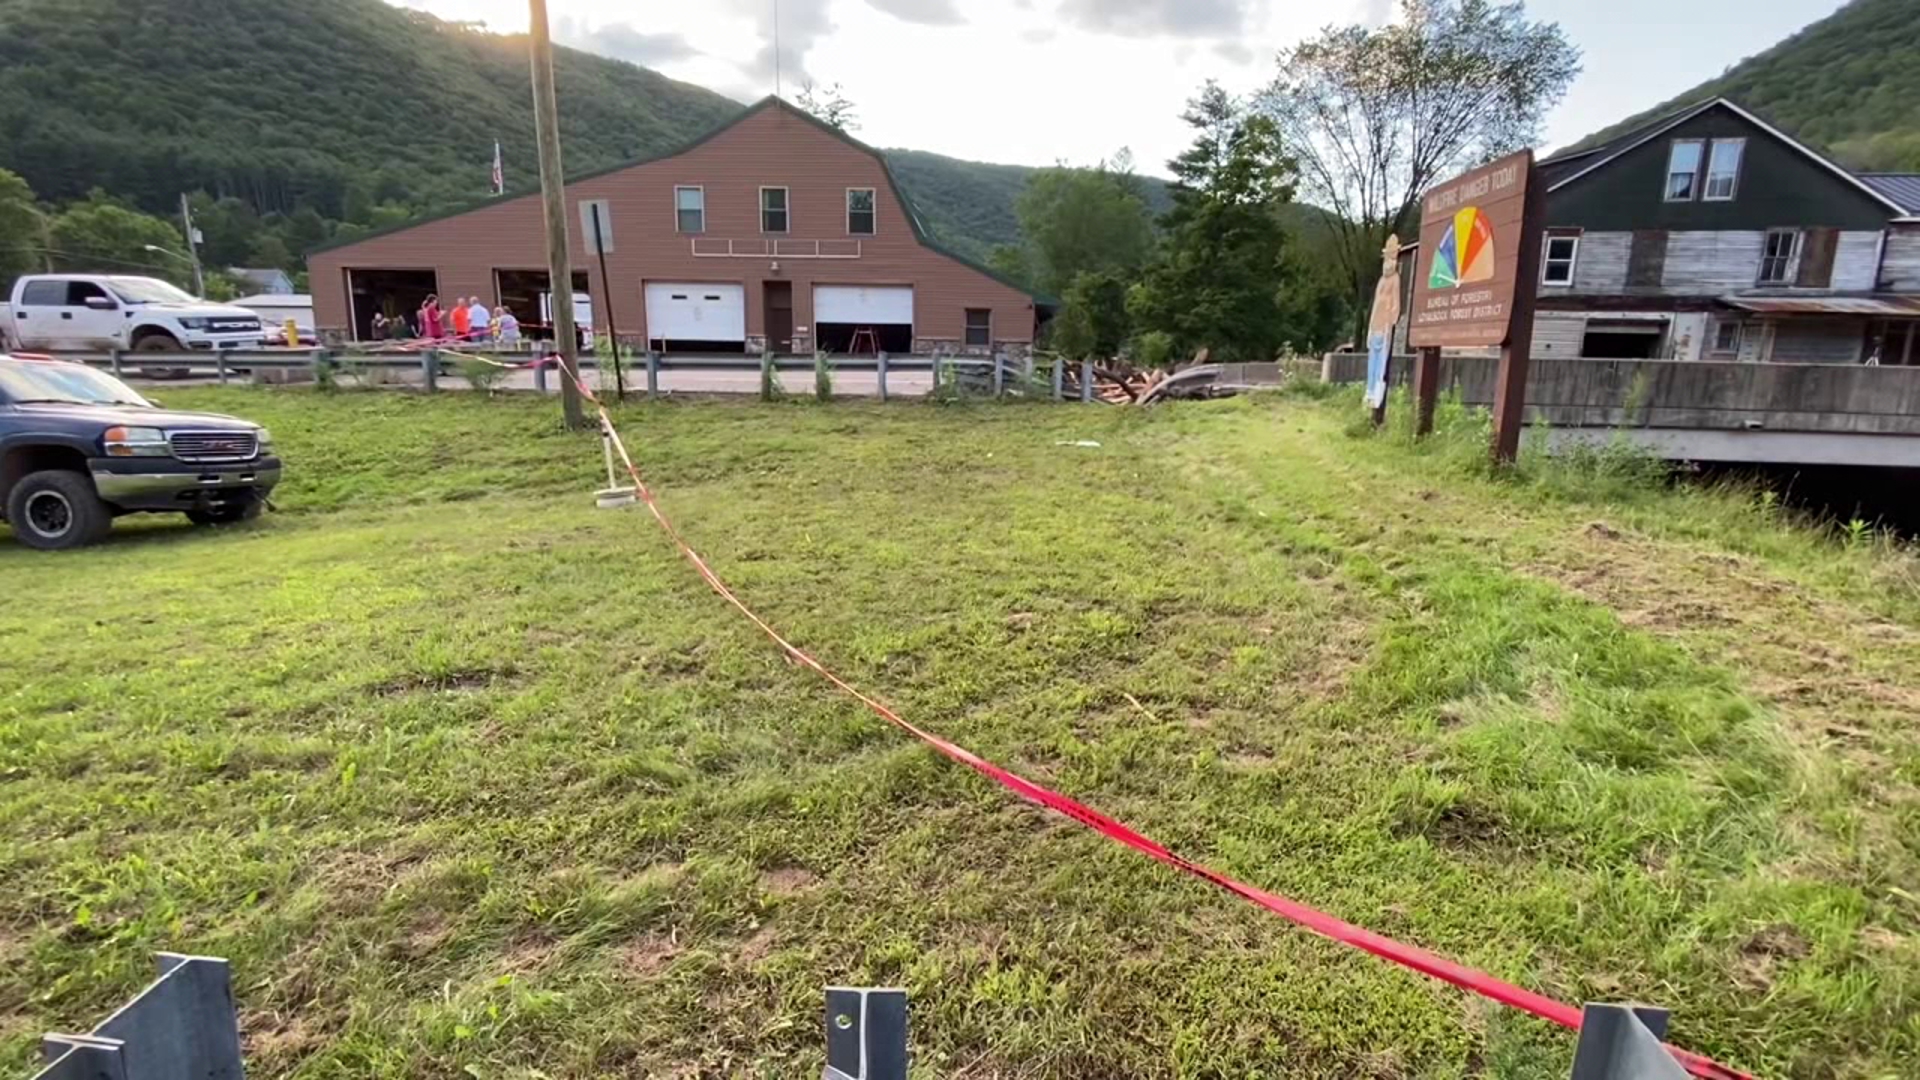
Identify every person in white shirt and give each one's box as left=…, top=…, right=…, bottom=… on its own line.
left=495, top=307, right=521, bottom=346
left=468, top=298, right=492, bottom=341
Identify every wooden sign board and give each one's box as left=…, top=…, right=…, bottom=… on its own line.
left=1408, top=150, right=1533, bottom=348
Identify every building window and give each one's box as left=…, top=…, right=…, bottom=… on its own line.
left=965, top=308, right=991, bottom=347
left=675, top=186, right=704, bottom=233
left=1541, top=234, right=1579, bottom=286
left=1710, top=318, right=1741, bottom=355
left=847, top=188, right=876, bottom=235
left=760, top=187, right=789, bottom=233
left=1704, top=138, right=1744, bottom=201
left=1759, top=228, right=1801, bottom=284
left=1664, top=139, right=1703, bottom=201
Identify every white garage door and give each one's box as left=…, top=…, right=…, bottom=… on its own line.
left=645, top=283, right=746, bottom=342
left=814, top=285, right=914, bottom=324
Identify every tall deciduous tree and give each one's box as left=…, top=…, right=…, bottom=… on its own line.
left=1010, top=159, right=1154, bottom=298
left=47, top=190, right=190, bottom=284
left=1258, top=0, right=1579, bottom=342
left=0, top=168, right=46, bottom=293
left=1128, top=83, right=1303, bottom=363
left=795, top=81, right=859, bottom=131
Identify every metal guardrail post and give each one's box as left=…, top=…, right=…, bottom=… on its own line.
left=1051, top=355, right=1064, bottom=401
left=215, top=352, right=228, bottom=386
left=823, top=987, right=906, bottom=1080
left=930, top=353, right=944, bottom=396
left=35, top=953, right=245, bottom=1080
left=422, top=350, right=439, bottom=392
left=992, top=351, right=1005, bottom=398
left=876, top=351, right=889, bottom=402
left=310, top=349, right=330, bottom=384
left=109, top=350, right=124, bottom=378
left=646, top=351, right=660, bottom=400
left=1081, top=359, right=1095, bottom=403
left=534, top=353, right=549, bottom=394
left=1569, top=1003, right=1685, bottom=1080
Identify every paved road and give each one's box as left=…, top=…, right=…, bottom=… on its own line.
left=122, top=363, right=942, bottom=398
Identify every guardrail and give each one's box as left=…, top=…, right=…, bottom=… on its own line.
left=35, top=348, right=1106, bottom=403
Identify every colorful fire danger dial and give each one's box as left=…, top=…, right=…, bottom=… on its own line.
left=1426, top=206, right=1497, bottom=289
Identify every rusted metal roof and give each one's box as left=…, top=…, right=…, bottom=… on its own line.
left=1722, top=296, right=1920, bottom=316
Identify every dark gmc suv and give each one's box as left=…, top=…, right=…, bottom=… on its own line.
left=0, top=354, right=281, bottom=550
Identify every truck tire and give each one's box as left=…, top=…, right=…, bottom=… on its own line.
left=132, top=331, right=182, bottom=352
left=4, top=470, right=112, bottom=550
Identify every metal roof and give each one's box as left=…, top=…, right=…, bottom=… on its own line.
left=1858, top=174, right=1920, bottom=215
left=1722, top=296, right=1920, bottom=316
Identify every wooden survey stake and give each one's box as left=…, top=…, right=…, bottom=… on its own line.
left=1408, top=149, right=1541, bottom=463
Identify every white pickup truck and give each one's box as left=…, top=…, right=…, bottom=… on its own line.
left=4, top=274, right=265, bottom=353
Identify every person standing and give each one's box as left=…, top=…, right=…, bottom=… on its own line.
left=449, top=296, right=472, bottom=341
left=370, top=313, right=388, bottom=341
left=468, top=297, right=492, bottom=342
left=496, top=306, right=521, bottom=346
left=420, top=295, right=443, bottom=341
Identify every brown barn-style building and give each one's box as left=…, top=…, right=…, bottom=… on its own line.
left=307, top=97, right=1044, bottom=357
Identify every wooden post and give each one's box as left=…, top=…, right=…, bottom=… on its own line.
left=1491, top=165, right=1546, bottom=465
left=1051, top=354, right=1064, bottom=401
left=1413, top=345, right=1441, bottom=436
left=877, top=351, right=889, bottom=402
left=528, top=0, right=586, bottom=429
left=992, top=351, right=1005, bottom=398
left=1080, top=359, right=1094, bottom=403
left=930, top=353, right=944, bottom=395
left=645, top=350, right=659, bottom=400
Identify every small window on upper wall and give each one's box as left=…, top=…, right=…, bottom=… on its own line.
left=1665, top=140, right=1703, bottom=201
left=1759, top=228, right=1801, bottom=284
left=1541, top=234, right=1580, bottom=286
left=847, top=188, right=876, bottom=235
left=675, top=186, right=704, bottom=233
left=760, top=187, right=789, bottom=233
left=965, top=308, right=991, bottom=347
left=1704, top=138, right=1745, bottom=201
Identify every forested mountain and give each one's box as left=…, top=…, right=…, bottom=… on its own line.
left=0, top=0, right=1110, bottom=270
left=1565, top=0, right=1920, bottom=170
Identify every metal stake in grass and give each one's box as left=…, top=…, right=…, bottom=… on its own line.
left=594, top=419, right=636, bottom=509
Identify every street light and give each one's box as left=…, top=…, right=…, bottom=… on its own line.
left=141, top=244, right=204, bottom=296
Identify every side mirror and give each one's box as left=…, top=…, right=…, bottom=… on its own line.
left=84, top=295, right=117, bottom=311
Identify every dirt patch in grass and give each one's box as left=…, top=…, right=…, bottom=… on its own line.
left=760, top=866, right=818, bottom=896
left=1735, top=924, right=1811, bottom=990
left=618, top=933, right=682, bottom=980
left=370, top=666, right=516, bottom=696
left=241, top=1008, right=330, bottom=1067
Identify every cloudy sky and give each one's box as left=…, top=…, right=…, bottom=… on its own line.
left=393, top=0, right=1847, bottom=174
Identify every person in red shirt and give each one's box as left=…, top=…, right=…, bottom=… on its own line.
left=449, top=296, right=473, bottom=340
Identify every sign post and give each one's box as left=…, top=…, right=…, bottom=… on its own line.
left=1407, top=149, right=1540, bottom=464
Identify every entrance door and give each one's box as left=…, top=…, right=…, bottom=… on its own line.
left=764, top=281, right=794, bottom=353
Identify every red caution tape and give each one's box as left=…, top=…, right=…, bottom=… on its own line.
left=562, top=363, right=1753, bottom=1080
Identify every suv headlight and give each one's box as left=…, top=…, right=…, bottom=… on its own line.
left=256, top=427, right=274, bottom=449
left=177, top=317, right=210, bottom=330
left=104, top=426, right=169, bottom=457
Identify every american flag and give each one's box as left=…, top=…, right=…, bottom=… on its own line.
left=491, top=141, right=504, bottom=195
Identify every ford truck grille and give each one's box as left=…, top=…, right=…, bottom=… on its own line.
left=169, top=430, right=259, bottom=462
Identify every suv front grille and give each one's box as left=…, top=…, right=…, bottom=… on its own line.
left=169, top=430, right=259, bottom=462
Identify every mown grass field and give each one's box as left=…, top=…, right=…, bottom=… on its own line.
left=1, top=387, right=1916, bottom=1079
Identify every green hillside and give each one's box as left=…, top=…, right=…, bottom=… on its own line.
left=1567, top=0, right=1920, bottom=169
left=0, top=0, right=1092, bottom=266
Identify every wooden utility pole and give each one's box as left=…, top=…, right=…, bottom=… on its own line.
left=178, top=193, right=206, bottom=297
left=1490, top=166, right=1545, bottom=464
left=527, top=0, right=586, bottom=429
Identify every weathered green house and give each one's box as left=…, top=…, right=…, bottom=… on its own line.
left=1532, top=98, right=1920, bottom=364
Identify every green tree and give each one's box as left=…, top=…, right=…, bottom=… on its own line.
left=1011, top=160, right=1154, bottom=298
left=1258, top=0, right=1579, bottom=344
left=1059, top=270, right=1131, bottom=361
left=47, top=190, right=190, bottom=284
left=1128, top=83, right=1303, bottom=363
left=0, top=168, right=46, bottom=294
left=247, top=234, right=294, bottom=270
left=795, top=81, right=858, bottom=131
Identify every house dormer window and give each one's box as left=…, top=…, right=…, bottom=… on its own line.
left=1664, top=140, right=1703, bottom=201
left=1704, top=138, right=1744, bottom=200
